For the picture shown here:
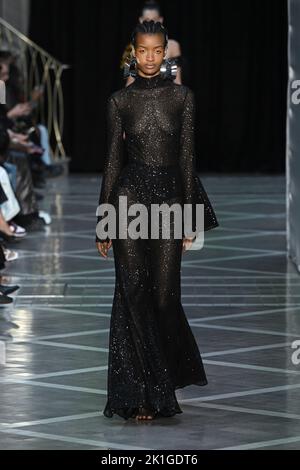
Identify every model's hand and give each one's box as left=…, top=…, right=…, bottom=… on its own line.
left=96, top=240, right=112, bottom=258
left=182, top=236, right=195, bottom=253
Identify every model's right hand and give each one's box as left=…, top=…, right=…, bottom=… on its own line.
left=96, top=240, right=112, bottom=258
left=182, top=236, right=195, bottom=254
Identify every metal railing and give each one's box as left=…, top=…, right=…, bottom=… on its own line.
left=0, top=16, right=69, bottom=160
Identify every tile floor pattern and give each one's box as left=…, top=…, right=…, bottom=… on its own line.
left=1, top=174, right=300, bottom=450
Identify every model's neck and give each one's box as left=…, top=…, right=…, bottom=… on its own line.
left=137, top=71, right=161, bottom=79
left=134, top=71, right=166, bottom=89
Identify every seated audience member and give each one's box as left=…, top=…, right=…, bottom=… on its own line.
left=0, top=123, right=49, bottom=231
left=0, top=50, right=64, bottom=180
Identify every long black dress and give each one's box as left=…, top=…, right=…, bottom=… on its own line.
left=96, top=72, right=219, bottom=420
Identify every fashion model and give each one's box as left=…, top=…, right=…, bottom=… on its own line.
left=96, top=20, right=219, bottom=421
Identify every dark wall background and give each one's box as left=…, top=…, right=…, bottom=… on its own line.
left=29, top=0, right=288, bottom=173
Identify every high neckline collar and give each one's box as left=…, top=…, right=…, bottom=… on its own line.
left=134, top=72, right=169, bottom=89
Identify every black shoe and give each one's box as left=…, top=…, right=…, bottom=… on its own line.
left=33, top=178, right=46, bottom=189
left=13, top=213, right=43, bottom=231
left=0, top=285, right=20, bottom=295
left=24, top=217, right=45, bottom=232
left=0, top=293, right=13, bottom=305
left=44, top=164, right=64, bottom=178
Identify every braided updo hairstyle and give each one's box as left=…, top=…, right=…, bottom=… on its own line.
left=131, top=20, right=168, bottom=49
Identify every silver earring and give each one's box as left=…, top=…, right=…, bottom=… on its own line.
left=123, top=56, right=138, bottom=79
left=160, top=58, right=177, bottom=80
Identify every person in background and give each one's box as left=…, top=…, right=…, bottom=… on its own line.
left=0, top=51, right=64, bottom=179
left=0, top=134, right=20, bottom=303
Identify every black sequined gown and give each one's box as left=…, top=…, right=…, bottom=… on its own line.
left=96, top=72, right=219, bottom=420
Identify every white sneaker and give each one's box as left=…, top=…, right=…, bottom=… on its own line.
left=9, top=222, right=27, bottom=238
left=38, top=211, right=52, bottom=225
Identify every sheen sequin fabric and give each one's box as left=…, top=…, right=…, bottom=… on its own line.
left=96, top=72, right=219, bottom=420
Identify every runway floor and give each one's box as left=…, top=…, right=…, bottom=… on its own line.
left=1, top=173, right=300, bottom=450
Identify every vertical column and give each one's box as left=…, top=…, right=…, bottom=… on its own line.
left=287, top=0, right=300, bottom=272
left=0, top=340, right=5, bottom=366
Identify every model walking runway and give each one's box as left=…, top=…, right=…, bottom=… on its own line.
left=96, top=21, right=219, bottom=420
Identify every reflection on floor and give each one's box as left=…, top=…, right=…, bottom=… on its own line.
left=1, top=174, right=300, bottom=450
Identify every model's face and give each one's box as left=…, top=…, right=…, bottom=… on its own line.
left=139, top=9, right=163, bottom=23
left=133, top=32, right=166, bottom=78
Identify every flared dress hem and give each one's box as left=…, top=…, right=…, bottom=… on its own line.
left=102, top=378, right=208, bottom=420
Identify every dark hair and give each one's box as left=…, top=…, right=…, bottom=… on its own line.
left=0, top=50, right=12, bottom=64
left=140, top=1, right=162, bottom=17
left=0, top=124, right=10, bottom=156
left=131, top=20, right=168, bottom=48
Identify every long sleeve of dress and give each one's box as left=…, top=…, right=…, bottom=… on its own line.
left=179, top=87, right=219, bottom=237
left=96, top=95, right=124, bottom=243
